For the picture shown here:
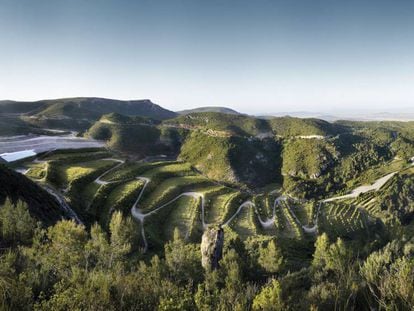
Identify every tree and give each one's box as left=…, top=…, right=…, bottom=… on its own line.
left=0, top=199, right=36, bottom=246
left=157, top=282, right=195, bottom=311
left=258, top=240, right=284, bottom=274
left=326, top=237, right=350, bottom=274
left=85, top=223, right=111, bottom=270
left=361, top=240, right=414, bottom=310
left=252, top=279, right=284, bottom=311
left=164, top=228, right=202, bottom=283
left=109, top=211, right=136, bottom=266
left=309, top=236, right=358, bottom=310
left=194, top=270, right=221, bottom=311
left=35, top=268, right=115, bottom=311
left=312, top=233, right=330, bottom=269
left=0, top=251, right=33, bottom=310
left=47, top=220, right=87, bottom=273
left=218, top=249, right=249, bottom=310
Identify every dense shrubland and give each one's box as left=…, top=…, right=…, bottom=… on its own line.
left=1, top=200, right=414, bottom=310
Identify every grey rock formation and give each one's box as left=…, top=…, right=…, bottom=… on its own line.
left=201, top=226, right=224, bottom=270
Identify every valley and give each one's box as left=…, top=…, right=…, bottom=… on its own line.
left=4, top=1, right=414, bottom=308
left=2, top=98, right=414, bottom=310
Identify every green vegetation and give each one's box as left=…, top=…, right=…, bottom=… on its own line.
left=2, top=198, right=413, bottom=310
left=179, top=131, right=281, bottom=187
left=165, top=112, right=271, bottom=137
left=87, top=117, right=162, bottom=154
left=0, top=199, right=36, bottom=247
left=282, top=138, right=337, bottom=179
left=352, top=167, right=414, bottom=226
left=319, top=202, right=371, bottom=238
left=269, top=116, right=342, bottom=137
left=3, top=109, right=414, bottom=310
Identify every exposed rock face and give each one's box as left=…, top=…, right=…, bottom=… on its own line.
left=201, top=227, right=224, bottom=270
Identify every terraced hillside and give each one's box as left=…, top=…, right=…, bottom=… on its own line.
left=349, top=166, right=414, bottom=226
left=4, top=125, right=414, bottom=310
left=16, top=149, right=342, bottom=253
left=83, top=111, right=414, bottom=195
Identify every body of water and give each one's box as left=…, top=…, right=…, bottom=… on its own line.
left=0, top=149, right=37, bottom=162
left=0, top=134, right=105, bottom=162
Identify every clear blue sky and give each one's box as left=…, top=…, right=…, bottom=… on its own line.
left=1, top=0, right=414, bottom=113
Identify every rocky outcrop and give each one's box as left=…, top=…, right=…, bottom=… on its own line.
left=201, top=226, right=224, bottom=270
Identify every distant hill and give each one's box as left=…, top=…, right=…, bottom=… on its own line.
left=164, top=112, right=272, bottom=137
left=0, top=97, right=176, bottom=119
left=0, top=100, right=47, bottom=114
left=165, top=112, right=344, bottom=138
left=0, top=97, right=177, bottom=131
left=177, top=106, right=240, bottom=115
left=268, top=116, right=344, bottom=137
left=0, top=114, right=50, bottom=136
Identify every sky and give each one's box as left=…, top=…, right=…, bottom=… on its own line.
left=1, top=0, right=414, bottom=114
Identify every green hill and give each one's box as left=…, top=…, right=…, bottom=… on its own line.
left=269, top=116, right=344, bottom=137
left=87, top=113, right=176, bottom=155
left=164, top=112, right=272, bottom=137
left=166, top=113, right=345, bottom=138
left=282, top=139, right=338, bottom=179
left=178, top=131, right=282, bottom=187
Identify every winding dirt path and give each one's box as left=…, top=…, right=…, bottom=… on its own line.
left=94, top=158, right=125, bottom=185
left=130, top=180, right=206, bottom=252
left=323, top=172, right=397, bottom=202
left=222, top=196, right=287, bottom=228
left=24, top=154, right=410, bottom=252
